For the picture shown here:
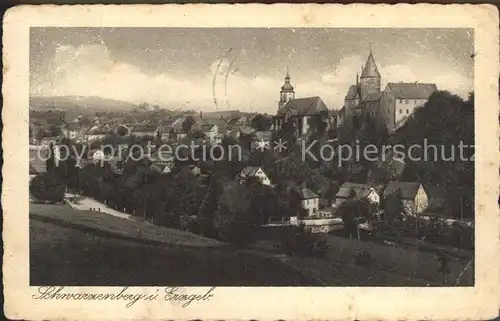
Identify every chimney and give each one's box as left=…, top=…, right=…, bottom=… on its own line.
left=200, top=111, right=203, bottom=120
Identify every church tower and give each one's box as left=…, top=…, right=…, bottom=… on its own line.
left=279, top=68, right=295, bottom=110
left=359, top=45, right=381, bottom=101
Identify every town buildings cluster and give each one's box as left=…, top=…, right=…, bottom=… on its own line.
left=30, top=47, right=472, bottom=236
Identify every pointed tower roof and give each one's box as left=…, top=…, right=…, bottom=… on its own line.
left=281, top=68, right=294, bottom=91
left=361, top=48, right=381, bottom=78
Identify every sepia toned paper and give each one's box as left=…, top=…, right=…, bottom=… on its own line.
left=3, top=4, right=500, bottom=320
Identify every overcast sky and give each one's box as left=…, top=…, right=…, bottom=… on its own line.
left=30, top=28, right=474, bottom=113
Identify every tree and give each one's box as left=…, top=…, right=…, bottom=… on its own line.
left=30, top=171, right=66, bottom=203
left=191, top=130, right=205, bottom=140
left=35, top=128, right=45, bottom=141
left=306, top=113, right=328, bottom=136
left=182, top=116, right=196, bottom=133
left=116, top=125, right=129, bottom=137
left=197, top=174, right=224, bottom=238
left=337, top=198, right=370, bottom=239
left=154, top=169, right=206, bottom=228
left=278, top=224, right=329, bottom=258
left=48, top=125, right=62, bottom=137
left=245, top=177, right=279, bottom=225
left=250, top=114, right=272, bottom=131
left=213, top=181, right=259, bottom=248
left=45, top=143, right=56, bottom=172
left=383, top=189, right=407, bottom=238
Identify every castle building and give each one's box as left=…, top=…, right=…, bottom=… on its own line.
left=343, top=46, right=437, bottom=132
left=344, top=47, right=382, bottom=120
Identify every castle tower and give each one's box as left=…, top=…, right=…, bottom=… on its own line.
left=359, top=45, right=381, bottom=101
left=279, top=68, right=295, bottom=110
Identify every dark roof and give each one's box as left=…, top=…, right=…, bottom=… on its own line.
left=65, top=123, right=81, bottom=131
left=345, top=85, right=359, bottom=100
left=361, top=51, right=381, bottom=78
left=87, top=126, right=110, bottom=135
left=292, top=186, right=318, bottom=199
left=159, top=120, right=182, bottom=133
left=132, top=124, right=157, bottom=133
left=422, top=184, right=448, bottom=199
left=383, top=181, right=423, bottom=199
left=227, top=117, right=240, bottom=126
left=362, top=93, right=381, bottom=102
left=240, top=126, right=256, bottom=135
left=240, top=166, right=264, bottom=177
left=276, top=96, right=328, bottom=117
left=336, top=182, right=374, bottom=199
left=199, top=123, right=216, bottom=132
left=150, top=162, right=171, bottom=174
left=386, top=83, right=438, bottom=99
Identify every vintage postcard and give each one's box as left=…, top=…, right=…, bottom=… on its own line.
left=2, top=3, right=499, bottom=320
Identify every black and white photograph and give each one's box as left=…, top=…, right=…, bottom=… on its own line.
left=27, top=26, right=477, bottom=287
left=4, top=4, right=500, bottom=320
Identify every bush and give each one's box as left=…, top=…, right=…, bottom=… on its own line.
left=30, top=171, right=66, bottom=203
left=217, top=223, right=260, bottom=249
left=278, top=224, right=329, bottom=258
left=354, top=249, right=372, bottom=268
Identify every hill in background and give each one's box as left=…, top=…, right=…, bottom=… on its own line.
left=30, top=96, right=139, bottom=114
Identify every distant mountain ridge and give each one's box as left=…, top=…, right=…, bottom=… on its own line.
left=29, top=96, right=138, bottom=113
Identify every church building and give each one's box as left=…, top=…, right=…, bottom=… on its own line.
left=273, top=70, right=329, bottom=138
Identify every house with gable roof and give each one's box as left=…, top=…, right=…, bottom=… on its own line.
left=382, top=181, right=428, bottom=215
left=198, top=123, right=219, bottom=144
left=334, top=182, right=380, bottom=207
left=291, top=184, right=320, bottom=218
left=237, top=166, right=271, bottom=186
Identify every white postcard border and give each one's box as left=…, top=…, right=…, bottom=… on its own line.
left=3, top=4, right=499, bottom=320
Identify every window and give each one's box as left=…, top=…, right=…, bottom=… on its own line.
left=313, top=209, right=317, bottom=213
left=406, top=109, right=409, bottom=114
left=405, top=99, right=409, bottom=104
left=399, top=99, right=403, bottom=103
left=399, top=109, right=402, bottom=114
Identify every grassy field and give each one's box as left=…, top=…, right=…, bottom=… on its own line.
left=30, top=204, right=473, bottom=286
left=30, top=218, right=320, bottom=286
left=253, top=233, right=474, bottom=286
left=30, top=204, right=222, bottom=248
